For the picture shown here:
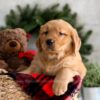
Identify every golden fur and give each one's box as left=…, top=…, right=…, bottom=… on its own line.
left=23, top=19, right=87, bottom=99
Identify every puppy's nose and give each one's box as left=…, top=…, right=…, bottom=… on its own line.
left=46, top=39, right=54, bottom=46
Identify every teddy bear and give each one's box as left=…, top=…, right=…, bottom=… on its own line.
left=0, top=28, right=31, bottom=72
left=0, top=28, right=34, bottom=100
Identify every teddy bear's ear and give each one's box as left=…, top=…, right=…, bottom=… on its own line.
left=15, top=28, right=26, bottom=35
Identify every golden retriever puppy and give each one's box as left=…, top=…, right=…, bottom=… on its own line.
left=23, top=19, right=87, bottom=99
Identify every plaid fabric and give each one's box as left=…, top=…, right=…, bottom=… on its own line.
left=8, top=72, right=82, bottom=100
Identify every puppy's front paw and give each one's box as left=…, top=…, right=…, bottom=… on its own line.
left=0, top=69, right=7, bottom=73
left=53, top=80, right=68, bottom=96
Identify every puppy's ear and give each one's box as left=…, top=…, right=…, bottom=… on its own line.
left=36, top=25, right=44, bottom=52
left=36, top=38, right=42, bottom=52
left=71, top=28, right=81, bottom=54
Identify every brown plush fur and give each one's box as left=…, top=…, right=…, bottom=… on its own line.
left=0, top=28, right=28, bottom=72
left=23, top=20, right=87, bottom=99
left=0, top=28, right=31, bottom=100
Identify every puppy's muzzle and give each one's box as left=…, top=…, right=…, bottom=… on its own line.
left=46, top=39, right=55, bottom=46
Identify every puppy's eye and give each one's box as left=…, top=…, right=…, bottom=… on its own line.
left=44, top=31, right=48, bottom=35
left=59, top=32, right=66, bottom=36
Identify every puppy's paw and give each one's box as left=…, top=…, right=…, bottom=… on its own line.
left=0, top=69, right=7, bottom=73
left=53, top=80, right=68, bottom=96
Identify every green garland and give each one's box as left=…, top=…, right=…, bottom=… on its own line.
left=0, top=4, right=93, bottom=62
left=84, top=63, right=100, bottom=87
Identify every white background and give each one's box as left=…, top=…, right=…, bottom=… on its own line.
left=0, top=0, right=100, bottom=63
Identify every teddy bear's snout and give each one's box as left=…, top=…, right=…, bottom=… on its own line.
left=9, top=41, right=17, bottom=48
left=4, top=40, right=21, bottom=53
left=8, top=40, right=21, bottom=49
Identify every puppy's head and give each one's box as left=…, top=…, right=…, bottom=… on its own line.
left=36, top=19, right=81, bottom=58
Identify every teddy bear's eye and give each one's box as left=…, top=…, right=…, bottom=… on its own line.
left=59, top=32, right=66, bottom=36
left=44, top=31, right=48, bottom=35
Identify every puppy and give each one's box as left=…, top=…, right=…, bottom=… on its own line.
left=23, top=19, right=87, bottom=99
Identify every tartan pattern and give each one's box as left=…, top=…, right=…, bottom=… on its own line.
left=8, top=72, right=82, bottom=100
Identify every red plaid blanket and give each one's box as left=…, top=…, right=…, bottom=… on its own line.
left=8, top=72, right=82, bottom=100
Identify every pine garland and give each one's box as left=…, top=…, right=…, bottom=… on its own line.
left=0, top=4, right=93, bottom=62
